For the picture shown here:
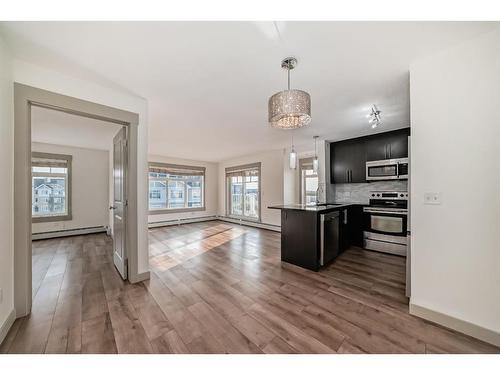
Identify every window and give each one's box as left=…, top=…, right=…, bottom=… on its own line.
left=226, top=163, right=260, bottom=221
left=148, top=163, right=205, bottom=213
left=32, top=152, right=72, bottom=222
left=299, top=158, right=318, bottom=205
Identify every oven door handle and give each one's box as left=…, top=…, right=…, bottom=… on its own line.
left=364, top=208, right=408, bottom=215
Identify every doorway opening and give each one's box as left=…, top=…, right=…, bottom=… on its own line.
left=14, top=84, right=140, bottom=318
left=30, top=106, right=126, bottom=300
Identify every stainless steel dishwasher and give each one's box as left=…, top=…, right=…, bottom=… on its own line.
left=320, top=211, right=340, bottom=266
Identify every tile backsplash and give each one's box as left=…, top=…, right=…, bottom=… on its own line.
left=330, top=180, right=408, bottom=204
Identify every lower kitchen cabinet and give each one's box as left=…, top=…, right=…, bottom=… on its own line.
left=272, top=204, right=365, bottom=272
left=340, top=205, right=364, bottom=251
left=280, top=209, right=320, bottom=271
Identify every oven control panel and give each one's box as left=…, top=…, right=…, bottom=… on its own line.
left=370, top=191, right=408, bottom=200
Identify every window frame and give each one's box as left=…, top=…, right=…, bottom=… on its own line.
left=148, top=162, right=206, bottom=214
left=225, top=162, right=261, bottom=222
left=31, top=152, right=73, bottom=223
left=299, top=157, right=319, bottom=205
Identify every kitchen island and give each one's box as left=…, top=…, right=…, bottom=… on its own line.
left=269, top=203, right=365, bottom=271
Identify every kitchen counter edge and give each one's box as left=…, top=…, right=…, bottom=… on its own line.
left=268, top=202, right=367, bottom=213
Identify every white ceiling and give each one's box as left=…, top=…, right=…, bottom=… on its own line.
left=31, top=106, right=123, bottom=151
left=2, top=21, right=498, bottom=161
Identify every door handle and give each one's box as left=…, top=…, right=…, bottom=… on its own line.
left=109, top=206, right=117, bottom=210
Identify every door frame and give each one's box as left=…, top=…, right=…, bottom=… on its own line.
left=13, top=83, right=140, bottom=318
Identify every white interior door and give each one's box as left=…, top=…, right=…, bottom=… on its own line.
left=112, top=127, right=128, bottom=279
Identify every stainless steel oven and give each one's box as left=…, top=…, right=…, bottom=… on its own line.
left=366, top=158, right=408, bottom=181
left=363, top=191, right=408, bottom=256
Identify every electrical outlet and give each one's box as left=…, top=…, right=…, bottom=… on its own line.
left=424, top=192, right=442, bottom=205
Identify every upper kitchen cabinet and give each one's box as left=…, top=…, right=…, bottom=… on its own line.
left=365, top=128, right=410, bottom=161
left=330, top=127, right=410, bottom=184
left=331, top=138, right=366, bottom=184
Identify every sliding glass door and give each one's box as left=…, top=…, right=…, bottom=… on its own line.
left=299, top=157, right=318, bottom=205
left=226, top=163, right=261, bottom=221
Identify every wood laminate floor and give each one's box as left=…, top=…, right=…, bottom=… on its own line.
left=1, top=220, right=499, bottom=354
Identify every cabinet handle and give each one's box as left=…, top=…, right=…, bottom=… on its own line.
left=384, top=145, right=387, bottom=159
left=389, top=144, right=392, bottom=158
left=349, top=170, right=352, bottom=183
left=344, top=209, right=348, bottom=224
left=346, top=170, right=349, bottom=183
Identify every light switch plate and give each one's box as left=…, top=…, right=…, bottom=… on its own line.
left=424, top=192, right=442, bottom=205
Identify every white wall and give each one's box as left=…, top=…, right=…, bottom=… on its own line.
left=218, top=149, right=284, bottom=226
left=148, top=155, right=218, bottom=223
left=13, top=60, right=150, bottom=275
left=31, top=142, right=109, bottom=234
left=0, top=35, right=14, bottom=341
left=410, top=29, right=500, bottom=341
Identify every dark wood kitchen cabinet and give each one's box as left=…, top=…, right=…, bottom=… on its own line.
left=339, top=206, right=364, bottom=251
left=280, top=209, right=319, bottom=271
left=365, top=128, right=410, bottom=161
left=384, top=128, right=410, bottom=159
left=331, top=138, right=366, bottom=184
left=365, top=135, right=388, bottom=161
left=330, top=127, right=410, bottom=184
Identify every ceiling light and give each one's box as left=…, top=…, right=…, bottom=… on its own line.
left=269, top=57, right=311, bottom=130
left=368, top=105, right=381, bottom=128
left=313, top=135, right=319, bottom=173
left=289, top=136, right=297, bottom=169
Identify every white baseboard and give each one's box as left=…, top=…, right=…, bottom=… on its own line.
left=148, top=215, right=218, bottom=229
left=410, top=302, right=500, bottom=347
left=129, top=271, right=150, bottom=283
left=32, top=226, right=107, bottom=240
left=0, top=309, right=16, bottom=345
left=217, top=216, right=281, bottom=232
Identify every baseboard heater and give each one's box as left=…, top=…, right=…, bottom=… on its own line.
left=148, top=215, right=281, bottom=232
left=32, top=226, right=107, bottom=240
left=148, top=215, right=218, bottom=229
left=216, top=216, right=281, bottom=232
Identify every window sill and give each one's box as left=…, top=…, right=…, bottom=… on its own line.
left=32, top=214, right=72, bottom=223
left=148, top=206, right=206, bottom=215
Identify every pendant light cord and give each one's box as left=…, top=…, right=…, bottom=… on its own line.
left=287, top=67, right=290, bottom=90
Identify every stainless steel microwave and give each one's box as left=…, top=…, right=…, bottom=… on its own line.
left=366, top=158, right=409, bottom=181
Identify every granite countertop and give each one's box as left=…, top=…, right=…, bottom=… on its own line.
left=268, top=202, right=367, bottom=212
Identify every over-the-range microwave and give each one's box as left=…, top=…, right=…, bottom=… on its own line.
left=366, top=157, right=409, bottom=181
